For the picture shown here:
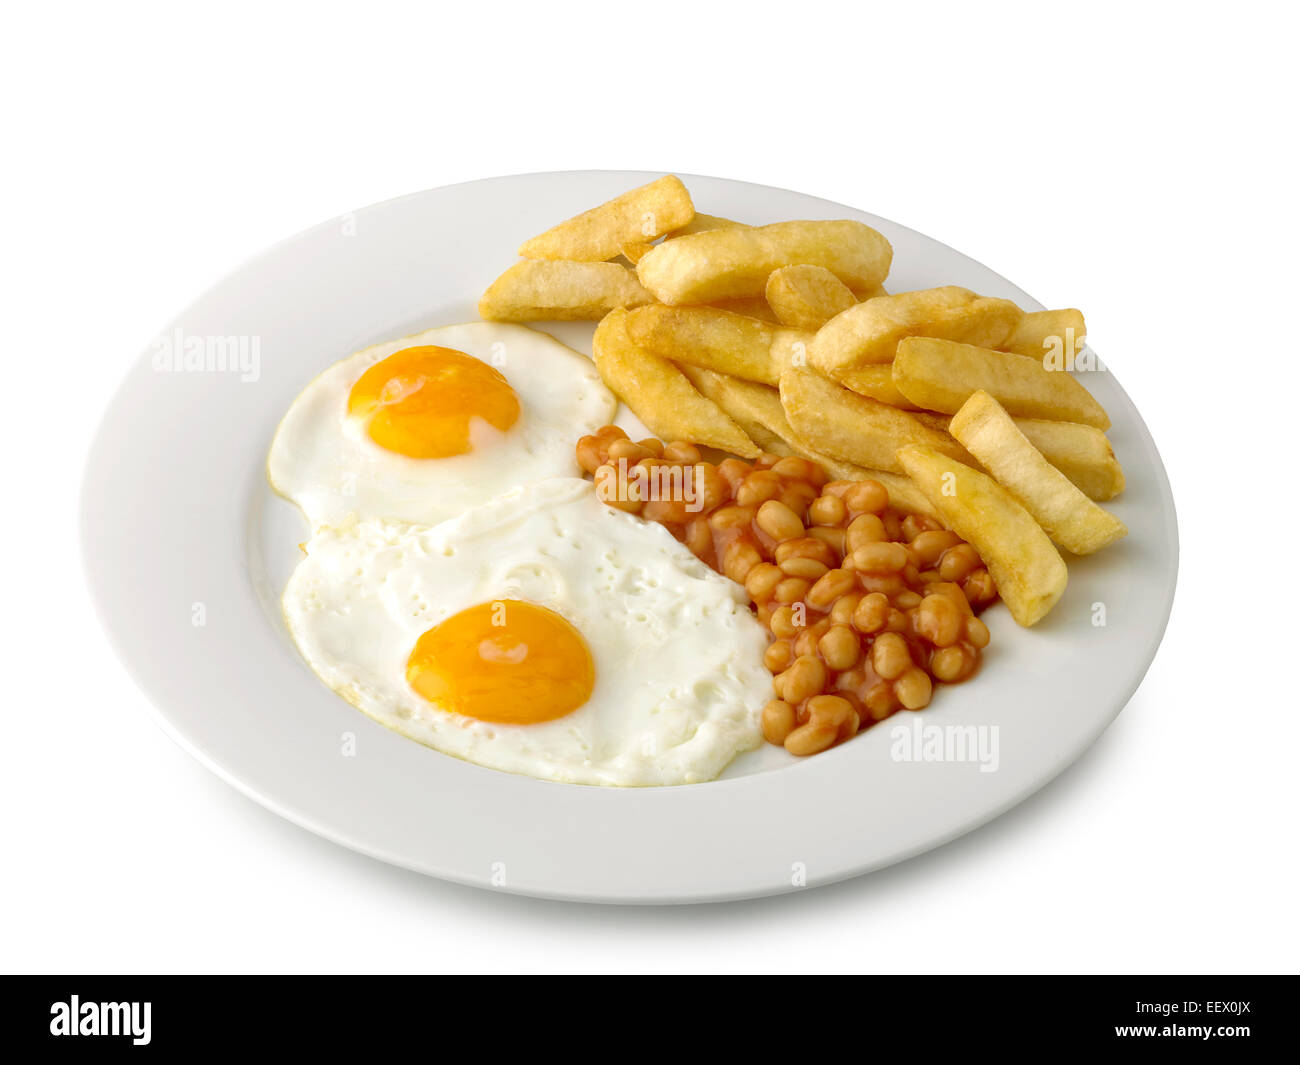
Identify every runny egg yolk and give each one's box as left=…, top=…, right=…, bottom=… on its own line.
left=406, top=601, right=595, bottom=724
left=347, top=346, right=520, bottom=458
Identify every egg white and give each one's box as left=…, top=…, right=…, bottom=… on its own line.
left=268, top=322, right=617, bottom=529
left=282, top=478, right=771, bottom=786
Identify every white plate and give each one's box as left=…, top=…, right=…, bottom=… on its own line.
left=82, top=171, right=1178, bottom=903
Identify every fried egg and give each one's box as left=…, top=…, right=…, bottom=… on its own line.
left=268, top=322, right=617, bottom=528
left=282, top=478, right=770, bottom=786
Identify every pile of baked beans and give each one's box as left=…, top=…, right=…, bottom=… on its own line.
left=575, top=425, right=997, bottom=757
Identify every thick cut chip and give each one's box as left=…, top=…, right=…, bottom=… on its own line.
left=833, top=364, right=920, bottom=409
left=765, top=264, right=858, bottom=330
left=810, top=287, right=1022, bottom=373
left=897, top=446, right=1068, bottom=627
left=1001, top=308, right=1087, bottom=358
left=518, top=175, right=695, bottom=262
left=479, top=260, right=651, bottom=321
left=1014, top=418, right=1124, bottom=501
left=680, top=366, right=939, bottom=517
left=667, top=213, right=748, bottom=237
left=949, top=391, right=1127, bottom=555
left=591, top=309, right=758, bottom=457
left=621, top=242, right=655, bottom=264
left=708, top=295, right=781, bottom=323
left=893, top=336, right=1111, bottom=429
left=637, top=220, right=892, bottom=305
left=625, top=305, right=780, bottom=385
left=769, top=328, right=816, bottom=376
left=779, top=366, right=970, bottom=474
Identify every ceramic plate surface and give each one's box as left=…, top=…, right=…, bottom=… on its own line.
left=82, top=172, right=1178, bottom=902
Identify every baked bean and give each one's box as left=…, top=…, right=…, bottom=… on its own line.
left=736, top=470, right=782, bottom=508
left=593, top=464, right=641, bottom=513
left=830, top=591, right=863, bottom=625
left=709, top=504, right=756, bottom=532
left=784, top=722, right=837, bottom=756
left=637, top=437, right=665, bottom=457
left=793, top=626, right=821, bottom=658
left=716, top=458, right=752, bottom=492
left=576, top=436, right=604, bottom=473
left=745, top=562, right=784, bottom=602
left=684, top=517, right=712, bottom=558
left=764, top=639, right=794, bottom=673
left=807, top=567, right=857, bottom=610
left=643, top=497, right=689, bottom=524
left=895, top=667, right=933, bottom=710
left=753, top=452, right=781, bottom=469
left=779, top=556, right=829, bottom=581
left=916, top=593, right=964, bottom=648
left=780, top=655, right=828, bottom=704
left=806, top=525, right=846, bottom=556
left=774, top=576, right=811, bottom=604
left=871, top=631, right=912, bottom=680
left=901, top=513, right=942, bottom=540
left=756, top=499, right=805, bottom=541
left=691, top=464, right=728, bottom=511
left=819, top=624, right=861, bottom=671
left=774, top=537, right=835, bottom=567
left=761, top=700, right=797, bottom=745
left=769, top=605, right=801, bottom=639
left=885, top=608, right=909, bottom=633
left=770, top=455, right=821, bottom=484
left=607, top=438, right=653, bottom=463
left=895, top=589, right=923, bottom=611
left=965, top=616, right=991, bottom=649
left=939, top=543, right=981, bottom=581
left=807, top=693, right=854, bottom=729
left=722, top=539, right=763, bottom=583
left=852, top=592, right=891, bottom=634
left=862, top=681, right=898, bottom=721
left=843, top=479, right=889, bottom=515
left=964, top=568, right=997, bottom=606
left=779, top=481, right=819, bottom=516
left=845, top=513, right=887, bottom=552
left=663, top=440, right=702, bottom=464
left=808, top=494, right=847, bottom=527
left=931, top=644, right=974, bottom=683
left=851, top=541, right=909, bottom=574
left=597, top=425, right=628, bottom=442
left=911, top=529, right=961, bottom=565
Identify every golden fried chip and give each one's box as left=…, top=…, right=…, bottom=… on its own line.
left=778, top=366, right=970, bottom=474
left=518, top=175, right=695, bottom=262
left=708, top=296, right=781, bottom=324
left=479, top=260, right=652, bottom=321
left=769, top=328, right=816, bottom=376
left=833, top=364, right=920, bottom=410
left=620, top=242, right=655, bottom=264
left=764, top=265, right=858, bottom=330
left=591, top=309, right=758, bottom=457
left=636, top=220, right=892, bottom=305
left=1013, top=418, right=1124, bottom=501
left=809, top=287, right=1022, bottom=373
left=897, top=446, right=1068, bottom=627
left=1001, top=308, right=1087, bottom=358
left=625, top=305, right=780, bottom=385
left=677, top=366, right=796, bottom=456
left=893, top=336, right=1111, bottom=429
left=949, top=391, right=1127, bottom=555
left=667, top=213, right=748, bottom=237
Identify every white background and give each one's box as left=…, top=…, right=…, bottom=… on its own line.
left=5, top=1, right=1296, bottom=974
